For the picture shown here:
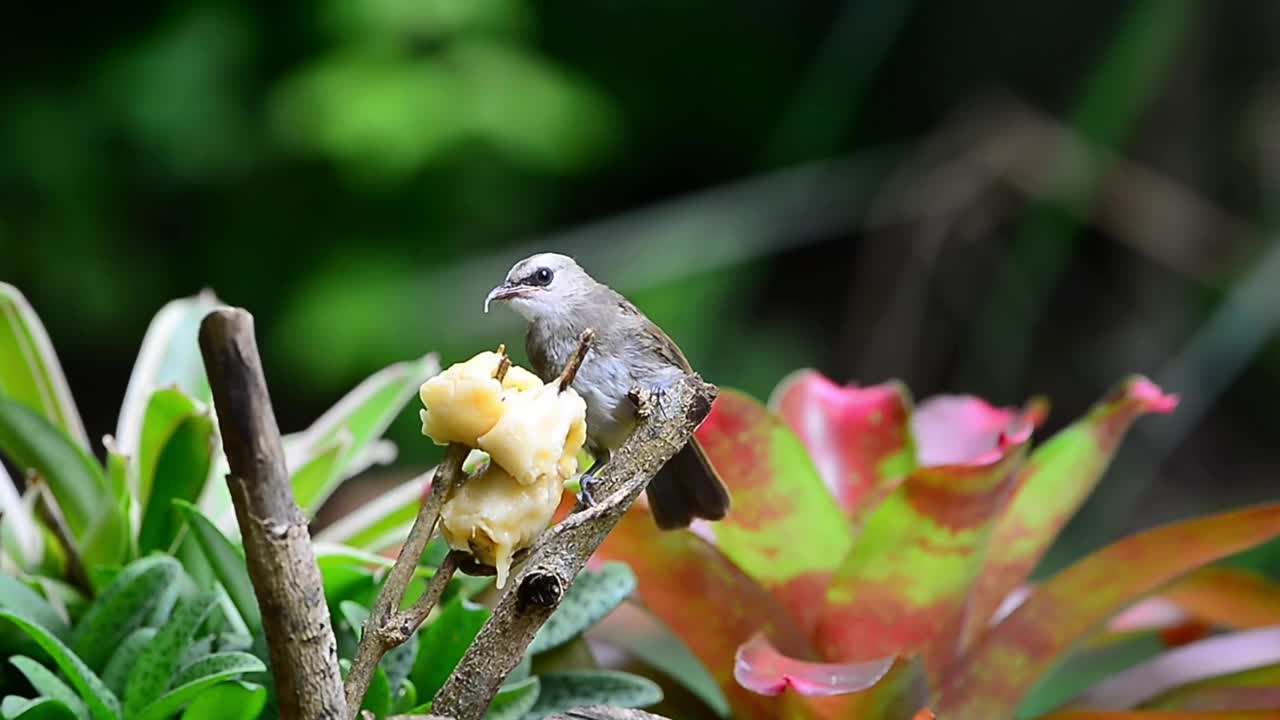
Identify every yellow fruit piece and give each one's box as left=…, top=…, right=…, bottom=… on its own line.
left=418, top=352, right=547, bottom=446
left=439, top=463, right=563, bottom=588
left=478, top=383, right=587, bottom=487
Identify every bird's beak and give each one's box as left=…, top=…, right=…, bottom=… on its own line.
left=484, top=283, right=523, bottom=314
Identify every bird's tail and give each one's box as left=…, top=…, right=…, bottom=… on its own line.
left=645, top=438, right=731, bottom=530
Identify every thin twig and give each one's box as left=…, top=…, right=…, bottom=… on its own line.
left=556, top=330, right=594, bottom=392
left=344, top=346, right=509, bottom=716
left=29, top=475, right=92, bottom=596
left=433, top=371, right=717, bottom=719
left=199, top=308, right=347, bottom=720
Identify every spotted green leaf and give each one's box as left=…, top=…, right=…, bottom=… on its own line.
left=71, top=555, right=182, bottom=671
left=0, top=611, right=121, bottom=720
left=485, top=676, right=539, bottom=720
left=125, top=594, right=217, bottom=715
left=410, top=596, right=490, bottom=703
left=176, top=682, right=267, bottom=720
left=133, top=652, right=266, bottom=720
left=524, top=671, right=661, bottom=719
left=101, top=628, right=157, bottom=700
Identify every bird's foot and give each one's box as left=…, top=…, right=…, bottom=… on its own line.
left=629, top=379, right=675, bottom=420
left=577, top=472, right=601, bottom=508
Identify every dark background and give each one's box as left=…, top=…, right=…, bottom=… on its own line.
left=3, top=0, right=1277, bottom=573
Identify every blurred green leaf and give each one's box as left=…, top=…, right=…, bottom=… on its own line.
left=172, top=501, right=261, bottom=634
left=361, top=664, right=391, bottom=720
left=138, top=411, right=214, bottom=556
left=0, top=397, right=106, bottom=537
left=124, top=593, right=217, bottom=715
left=71, top=555, right=182, bottom=672
left=392, top=678, right=417, bottom=714
left=0, top=464, right=44, bottom=571
left=313, top=474, right=428, bottom=551
left=0, top=575, right=68, bottom=642
left=290, top=434, right=351, bottom=517
left=133, top=652, right=265, bottom=720
left=0, top=697, right=80, bottom=720
left=410, top=596, right=490, bottom=703
left=9, top=656, right=89, bottom=720
left=524, top=671, right=661, bottom=719
left=177, top=682, right=266, bottom=720
left=530, top=562, right=635, bottom=656
left=320, top=0, right=533, bottom=40
left=114, top=291, right=222, bottom=461
left=0, top=283, right=89, bottom=451
left=0, top=611, right=121, bottom=720
left=484, top=676, right=538, bottom=720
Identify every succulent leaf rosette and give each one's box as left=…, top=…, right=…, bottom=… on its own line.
left=584, top=370, right=1280, bottom=719
left=418, top=350, right=587, bottom=588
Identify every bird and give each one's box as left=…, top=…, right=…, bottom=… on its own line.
left=484, top=252, right=731, bottom=529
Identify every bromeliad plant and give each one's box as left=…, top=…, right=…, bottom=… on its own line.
left=591, top=370, right=1280, bottom=719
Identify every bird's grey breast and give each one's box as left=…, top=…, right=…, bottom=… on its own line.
left=527, top=317, right=636, bottom=453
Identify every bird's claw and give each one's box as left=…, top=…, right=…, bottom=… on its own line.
left=577, top=472, right=600, bottom=508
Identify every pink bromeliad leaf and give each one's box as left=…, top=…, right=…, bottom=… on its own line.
left=962, top=375, right=1178, bottom=649
left=769, top=370, right=916, bottom=518
left=811, top=400, right=1036, bottom=680
left=692, top=390, right=851, bottom=634
left=734, top=632, right=895, bottom=697
left=589, top=501, right=814, bottom=719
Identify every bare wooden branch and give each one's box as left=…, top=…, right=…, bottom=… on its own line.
left=198, top=308, right=347, bottom=720
left=556, top=330, right=595, bottom=392
left=345, top=346, right=510, bottom=715
left=432, top=372, right=717, bottom=719
left=29, top=475, right=91, bottom=595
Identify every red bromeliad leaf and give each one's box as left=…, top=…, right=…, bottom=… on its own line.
left=781, top=658, right=929, bottom=720
left=1039, top=707, right=1280, bottom=712
left=1160, top=567, right=1280, bottom=630
left=592, top=505, right=814, bottom=720
left=810, top=408, right=1034, bottom=678
left=909, top=393, right=1042, bottom=468
left=936, top=504, right=1280, bottom=720
left=693, top=390, right=852, bottom=633
left=1072, top=627, right=1280, bottom=711
left=734, top=632, right=895, bottom=697
left=1146, top=663, right=1280, bottom=712
left=963, top=376, right=1178, bottom=649
left=768, top=370, right=916, bottom=518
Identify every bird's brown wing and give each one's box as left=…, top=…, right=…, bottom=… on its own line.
left=616, top=299, right=694, bottom=373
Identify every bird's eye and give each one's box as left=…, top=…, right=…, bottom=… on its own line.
left=532, top=268, right=553, bottom=286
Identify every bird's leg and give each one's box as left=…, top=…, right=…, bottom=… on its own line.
left=576, top=449, right=609, bottom=508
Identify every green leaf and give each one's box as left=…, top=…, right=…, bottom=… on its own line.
left=0, top=283, right=89, bottom=451
left=100, top=628, right=157, bottom=700
left=71, top=555, right=181, bottom=671
left=133, top=652, right=265, bottom=720
left=382, top=630, right=418, bottom=697
left=138, top=407, right=214, bottom=555
left=114, top=290, right=222, bottom=460
left=361, top=665, right=391, bottom=719
left=0, top=575, right=68, bottom=641
left=80, top=504, right=129, bottom=582
left=1016, top=630, right=1167, bottom=719
left=0, top=611, right=121, bottom=720
left=0, top=464, right=44, bottom=570
left=283, top=353, right=438, bottom=478
left=0, top=397, right=106, bottom=537
left=9, top=656, right=88, bottom=720
left=410, top=596, right=490, bottom=703
left=289, top=433, right=351, bottom=517
left=173, top=501, right=261, bottom=633
left=530, top=563, right=635, bottom=655
left=313, top=474, right=430, bottom=551
left=338, top=600, right=368, bottom=640
left=524, top=671, right=661, bottom=719
left=392, top=679, right=417, bottom=714
left=484, top=676, right=538, bottom=720
left=0, top=697, right=80, bottom=720
left=125, top=593, right=217, bottom=715
left=179, top=682, right=266, bottom=720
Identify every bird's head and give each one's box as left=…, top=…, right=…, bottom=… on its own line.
left=485, top=252, right=596, bottom=323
